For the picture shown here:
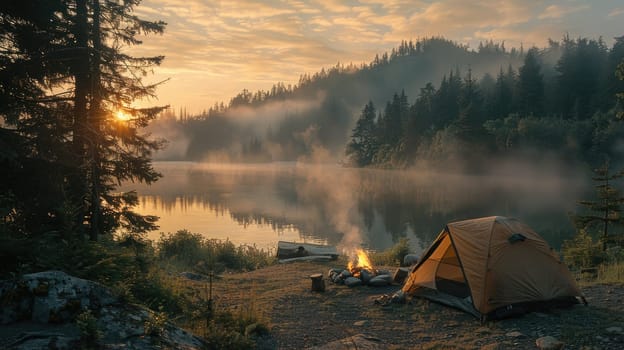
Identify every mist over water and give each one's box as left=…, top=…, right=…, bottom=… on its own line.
left=123, top=161, right=589, bottom=254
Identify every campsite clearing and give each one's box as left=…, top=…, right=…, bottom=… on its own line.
left=204, top=260, right=624, bottom=349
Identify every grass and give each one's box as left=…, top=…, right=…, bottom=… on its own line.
left=596, top=261, right=624, bottom=282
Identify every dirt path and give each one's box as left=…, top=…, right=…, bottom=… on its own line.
left=208, top=261, right=624, bottom=349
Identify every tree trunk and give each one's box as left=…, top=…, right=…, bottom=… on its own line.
left=72, top=0, right=90, bottom=238
left=88, top=0, right=103, bottom=241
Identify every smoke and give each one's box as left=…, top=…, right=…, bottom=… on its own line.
left=294, top=163, right=368, bottom=258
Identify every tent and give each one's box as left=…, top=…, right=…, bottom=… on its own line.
left=402, top=216, right=584, bottom=320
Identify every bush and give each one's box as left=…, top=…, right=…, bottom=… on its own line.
left=156, top=230, right=275, bottom=273
left=561, top=229, right=606, bottom=269
left=371, top=238, right=411, bottom=266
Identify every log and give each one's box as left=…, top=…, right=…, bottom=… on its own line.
left=278, top=255, right=334, bottom=264
left=310, top=273, right=325, bottom=292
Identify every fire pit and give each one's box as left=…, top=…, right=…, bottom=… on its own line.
left=328, top=249, right=394, bottom=287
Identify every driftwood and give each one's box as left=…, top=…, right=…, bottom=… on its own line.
left=278, top=255, right=334, bottom=264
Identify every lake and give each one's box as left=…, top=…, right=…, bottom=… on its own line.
left=122, top=161, right=588, bottom=254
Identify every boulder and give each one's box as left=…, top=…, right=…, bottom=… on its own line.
left=0, top=271, right=207, bottom=349
left=359, top=269, right=373, bottom=285
left=340, top=270, right=352, bottom=279
left=344, top=277, right=362, bottom=288
left=403, top=254, right=419, bottom=266
left=368, top=276, right=391, bottom=287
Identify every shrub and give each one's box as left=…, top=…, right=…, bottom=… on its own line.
left=561, top=229, right=606, bottom=269
left=76, top=309, right=102, bottom=349
left=156, top=230, right=275, bottom=273
left=371, top=238, right=411, bottom=266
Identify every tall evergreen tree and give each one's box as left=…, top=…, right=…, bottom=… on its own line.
left=518, top=48, right=544, bottom=116
left=346, top=101, right=378, bottom=166
left=573, top=162, right=624, bottom=250
left=0, top=0, right=166, bottom=240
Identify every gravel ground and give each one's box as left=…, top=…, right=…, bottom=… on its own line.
left=209, top=260, right=624, bottom=349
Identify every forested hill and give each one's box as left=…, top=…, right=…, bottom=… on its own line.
left=149, top=37, right=523, bottom=161
left=345, top=36, right=624, bottom=169
left=149, top=36, right=624, bottom=168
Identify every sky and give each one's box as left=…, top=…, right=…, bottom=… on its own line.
left=131, top=0, right=624, bottom=114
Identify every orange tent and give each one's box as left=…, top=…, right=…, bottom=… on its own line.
left=402, top=216, right=584, bottom=319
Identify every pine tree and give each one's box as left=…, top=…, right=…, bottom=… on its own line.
left=573, top=161, right=624, bottom=251
left=0, top=0, right=166, bottom=240
left=518, top=48, right=544, bottom=116
left=346, top=101, right=378, bottom=166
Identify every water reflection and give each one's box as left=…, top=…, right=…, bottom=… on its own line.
left=122, top=162, right=587, bottom=253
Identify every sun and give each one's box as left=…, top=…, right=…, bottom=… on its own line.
left=115, top=110, right=132, bottom=121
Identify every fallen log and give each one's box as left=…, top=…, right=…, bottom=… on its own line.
left=278, top=255, right=334, bottom=264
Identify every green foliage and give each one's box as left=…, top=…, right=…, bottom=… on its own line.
left=572, top=161, right=624, bottom=250
left=371, top=238, right=411, bottom=266
left=340, top=36, right=624, bottom=169
left=76, top=309, right=102, bottom=349
left=561, top=229, right=606, bottom=268
left=157, top=230, right=275, bottom=273
left=144, top=306, right=168, bottom=337
left=201, top=301, right=269, bottom=350
left=0, top=0, right=166, bottom=242
left=617, top=58, right=624, bottom=120
left=595, top=260, right=624, bottom=283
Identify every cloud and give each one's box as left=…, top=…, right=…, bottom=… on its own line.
left=128, top=0, right=622, bottom=112
left=608, top=8, right=624, bottom=17
left=538, top=4, right=589, bottom=20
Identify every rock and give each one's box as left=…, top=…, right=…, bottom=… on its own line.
left=505, top=331, right=525, bottom=338
left=360, top=269, right=373, bottom=285
left=0, top=270, right=116, bottom=325
left=344, top=277, right=362, bottom=288
left=368, top=276, right=390, bottom=286
left=0, top=270, right=207, bottom=349
left=340, top=270, right=352, bottom=279
left=391, top=290, right=405, bottom=303
left=328, top=268, right=342, bottom=280
left=179, top=271, right=206, bottom=281
left=376, top=269, right=391, bottom=276
left=535, top=336, right=564, bottom=350
left=606, top=326, right=623, bottom=334
left=403, top=254, right=419, bottom=266
left=353, top=320, right=367, bottom=326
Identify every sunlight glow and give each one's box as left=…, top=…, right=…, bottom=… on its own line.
left=115, top=110, right=132, bottom=121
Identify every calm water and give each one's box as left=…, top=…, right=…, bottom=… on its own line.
left=122, top=161, right=588, bottom=254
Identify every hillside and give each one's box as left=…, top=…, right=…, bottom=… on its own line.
left=148, top=38, right=524, bottom=162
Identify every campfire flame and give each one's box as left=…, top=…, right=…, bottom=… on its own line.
left=347, top=249, right=373, bottom=276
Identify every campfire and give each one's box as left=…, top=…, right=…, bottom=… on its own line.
left=347, top=249, right=375, bottom=278
left=328, top=249, right=399, bottom=287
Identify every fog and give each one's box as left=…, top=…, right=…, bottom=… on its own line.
left=124, top=159, right=589, bottom=254
left=146, top=38, right=529, bottom=163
